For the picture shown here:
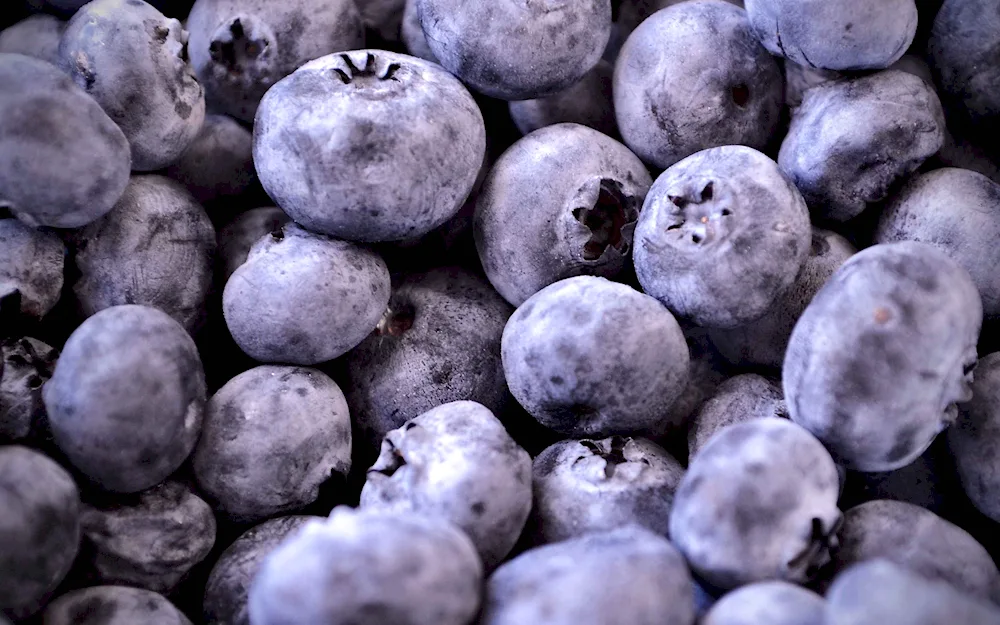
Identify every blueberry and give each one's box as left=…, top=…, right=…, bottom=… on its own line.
left=778, top=70, right=946, bottom=222
left=501, top=276, right=690, bottom=437
left=203, top=515, right=319, bottom=625
left=416, top=0, right=611, bottom=100
left=613, top=1, right=784, bottom=169
left=216, top=206, right=290, bottom=282
left=875, top=168, right=1000, bottom=318
left=531, top=435, right=684, bottom=543
left=78, top=481, right=216, bottom=593
left=59, top=0, right=206, bottom=171
left=634, top=145, right=811, bottom=329
left=481, top=526, right=695, bottom=625
left=254, top=50, right=486, bottom=242
left=669, top=418, right=842, bottom=590
left=70, top=175, right=216, bottom=333
left=935, top=130, right=1000, bottom=185
left=817, top=500, right=1000, bottom=602
left=826, top=560, right=1000, bottom=625
left=356, top=0, right=405, bottom=43
left=508, top=61, right=617, bottom=138
left=222, top=223, right=390, bottom=365
left=687, top=374, right=786, bottom=459
left=186, top=0, right=364, bottom=123
left=0, top=337, right=57, bottom=442
left=745, top=0, right=917, bottom=70
left=344, top=267, right=512, bottom=446
left=0, top=445, right=80, bottom=620
left=474, top=123, right=652, bottom=306
left=838, top=446, right=950, bottom=514
left=0, top=218, right=65, bottom=322
left=164, top=114, right=256, bottom=205
left=248, top=507, right=483, bottom=625
left=709, top=228, right=855, bottom=368
left=928, top=0, right=1000, bottom=139
left=701, top=581, right=824, bottom=625
left=43, top=305, right=206, bottom=493
left=783, top=241, right=982, bottom=472
left=400, top=0, right=435, bottom=62
left=782, top=60, right=842, bottom=110
left=0, top=14, right=65, bottom=65
left=0, top=53, right=130, bottom=229
left=192, top=365, right=352, bottom=522
left=949, top=352, right=1000, bottom=523
left=361, top=401, right=532, bottom=569
left=42, top=586, right=192, bottom=625
left=609, top=0, right=746, bottom=64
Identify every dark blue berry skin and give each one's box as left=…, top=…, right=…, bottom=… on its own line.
left=508, top=61, right=617, bottom=138
left=777, top=70, right=946, bottom=223
left=0, top=218, right=65, bottom=322
left=42, top=586, right=192, bottom=625
left=0, top=445, right=80, bottom=621
left=634, top=145, right=811, bottom=329
left=875, top=168, right=1000, bottom=318
left=43, top=305, right=207, bottom=494
left=950, top=352, right=1000, bottom=523
left=0, top=338, right=57, bottom=443
left=784, top=242, right=982, bottom=472
left=502, top=276, right=689, bottom=438
left=826, top=560, right=1000, bottom=625
left=0, top=53, right=131, bottom=229
left=253, top=50, right=486, bottom=243
left=745, top=0, right=917, bottom=70
left=702, top=581, right=824, bottom=625
left=687, top=374, right=786, bottom=459
left=416, top=0, right=611, bottom=101
left=614, top=0, right=784, bottom=170
left=474, top=123, right=652, bottom=306
left=815, top=500, right=1000, bottom=602
left=345, top=267, right=512, bottom=447
left=928, top=0, right=1000, bottom=140
left=0, top=14, right=65, bottom=65
left=481, top=526, right=695, bottom=625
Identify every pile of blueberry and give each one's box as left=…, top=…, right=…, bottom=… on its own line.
left=2, top=0, right=1000, bottom=622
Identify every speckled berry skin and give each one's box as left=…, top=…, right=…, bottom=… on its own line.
left=508, top=61, right=618, bottom=138
left=59, top=0, right=206, bottom=171
left=361, top=401, right=531, bottom=569
left=702, top=581, right=825, bottom=625
left=745, top=0, right=917, bottom=71
left=222, top=223, right=390, bottom=365
left=70, top=176, right=216, bottom=333
left=248, top=507, right=483, bottom=625
left=827, top=560, right=1000, bottom=625
left=614, top=0, right=784, bottom=170
left=0, top=218, right=64, bottom=321
left=193, top=366, right=352, bottom=522
left=79, top=481, right=216, bottom=594
left=42, top=586, right=192, bottom=625
left=709, top=228, right=855, bottom=368
left=928, top=0, right=1000, bottom=138
left=474, top=123, right=652, bottom=306
left=817, top=500, right=1000, bottom=602
left=344, top=267, right=512, bottom=447
left=481, top=526, right=695, bottom=625
left=43, top=305, right=207, bottom=494
left=687, top=374, right=786, bottom=459
left=784, top=242, right=982, bottom=472
left=950, top=352, right=1000, bottom=523
left=502, top=276, right=690, bottom=437
left=531, top=436, right=684, bottom=543
left=204, top=515, right=318, bottom=625
left=253, top=50, right=486, bottom=242
left=875, top=168, right=1000, bottom=318
left=634, top=145, right=811, bottom=329
left=0, top=338, right=57, bottom=443
left=0, top=53, right=130, bottom=229
left=186, top=0, right=364, bottom=123
left=0, top=446, right=80, bottom=620
left=778, top=70, right=946, bottom=222
left=669, top=418, right=842, bottom=591
left=416, top=0, right=611, bottom=101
